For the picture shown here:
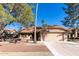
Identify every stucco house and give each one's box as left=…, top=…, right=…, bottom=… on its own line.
left=19, top=25, right=69, bottom=42
left=42, top=25, right=69, bottom=41
left=20, top=27, right=42, bottom=42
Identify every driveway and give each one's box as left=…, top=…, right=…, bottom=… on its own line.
left=44, top=40, right=79, bottom=56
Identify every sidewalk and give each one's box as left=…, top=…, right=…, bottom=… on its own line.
left=0, top=52, right=52, bottom=56
left=44, top=40, right=79, bottom=56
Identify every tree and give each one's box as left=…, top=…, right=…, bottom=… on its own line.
left=42, top=19, right=48, bottom=27
left=10, top=3, right=34, bottom=27
left=0, top=4, right=15, bottom=25
left=61, top=3, right=79, bottom=40
left=0, top=3, right=34, bottom=27
left=41, top=19, right=48, bottom=41
left=61, top=3, right=79, bottom=28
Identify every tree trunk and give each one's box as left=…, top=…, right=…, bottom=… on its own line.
left=34, top=3, right=38, bottom=43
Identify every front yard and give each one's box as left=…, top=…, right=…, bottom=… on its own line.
left=0, top=41, right=53, bottom=56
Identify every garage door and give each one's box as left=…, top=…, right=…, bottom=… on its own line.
left=44, top=33, right=62, bottom=42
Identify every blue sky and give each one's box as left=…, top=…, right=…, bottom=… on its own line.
left=6, top=3, right=67, bottom=31
left=34, top=3, right=67, bottom=26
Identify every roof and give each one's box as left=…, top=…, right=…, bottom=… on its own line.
left=44, top=25, right=69, bottom=32
left=21, top=29, right=34, bottom=33
left=20, top=26, right=42, bottom=33
left=4, top=28, right=17, bottom=33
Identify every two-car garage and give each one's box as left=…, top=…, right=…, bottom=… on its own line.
left=45, top=33, right=62, bottom=42
left=44, top=26, right=68, bottom=42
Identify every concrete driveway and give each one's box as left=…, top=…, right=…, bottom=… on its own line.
left=44, top=40, right=79, bottom=56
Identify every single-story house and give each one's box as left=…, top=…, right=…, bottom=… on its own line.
left=67, top=28, right=79, bottom=40
left=20, top=25, right=70, bottom=42
left=42, top=25, right=69, bottom=41
left=20, top=27, right=42, bottom=42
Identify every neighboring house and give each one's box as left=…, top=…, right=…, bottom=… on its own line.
left=67, top=28, right=79, bottom=40
left=42, top=25, right=69, bottom=41
left=20, top=27, right=42, bottom=42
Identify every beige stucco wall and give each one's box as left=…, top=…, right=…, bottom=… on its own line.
left=48, top=29, right=65, bottom=33
left=44, top=29, right=67, bottom=42
left=44, top=33, right=62, bottom=42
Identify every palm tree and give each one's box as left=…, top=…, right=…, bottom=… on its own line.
left=34, top=3, right=38, bottom=43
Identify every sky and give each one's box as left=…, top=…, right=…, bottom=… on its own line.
left=6, top=3, right=67, bottom=31
left=35, top=3, right=67, bottom=27
left=5, top=22, right=24, bottom=31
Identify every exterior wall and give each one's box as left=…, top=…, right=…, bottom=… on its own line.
left=44, top=28, right=67, bottom=42
left=44, top=33, right=62, bottom=42
left=47, top=28, right=66, bottom=33
left=19, top=33, right=32, bottom=42
left=20, top=31, right=42, bottom=42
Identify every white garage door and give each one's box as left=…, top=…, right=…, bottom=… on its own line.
left=45, top=33, right=62, bottom=42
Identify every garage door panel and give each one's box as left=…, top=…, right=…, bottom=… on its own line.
left=45, top=33, right=62, bottom=41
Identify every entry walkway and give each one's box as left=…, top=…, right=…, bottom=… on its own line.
left=44, top=40, right=79, bottom=56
